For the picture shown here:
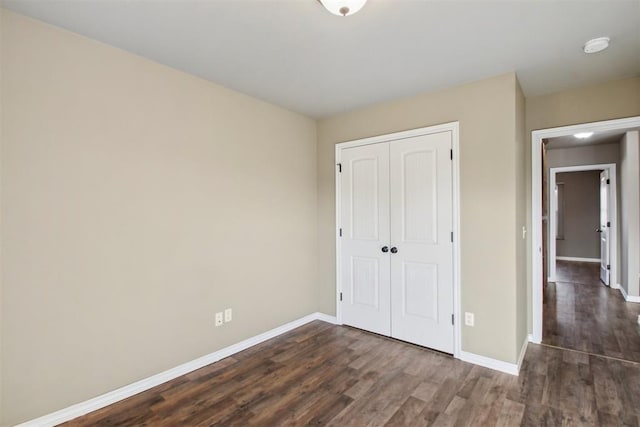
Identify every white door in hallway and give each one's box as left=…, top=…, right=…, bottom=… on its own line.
left=600, top=169, right=610, bottom=285
left=339, top=131, right=454, bottom=353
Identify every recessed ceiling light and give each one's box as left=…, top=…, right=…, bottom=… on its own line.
left=583, top=37, right=610, bottom=54
left=574, top=132, right=594, bottom=139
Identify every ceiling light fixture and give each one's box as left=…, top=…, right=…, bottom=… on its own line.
left=583, top=37, right=610, bottom=54
left=318, top=0, right=367, bottom=16
left=574, top=132, right=594, bottom=139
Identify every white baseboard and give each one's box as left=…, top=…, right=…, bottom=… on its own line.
left=528, top=333, right=541, bottom=345
left=517, top=336, right=529, bottom=371
left=16, top=312, right=337, bottom=427
left=458, top=351, right=519, bottom=376
left=556, top=256, right=600, bottom=263
left=315, top=312, right=338, bottom=324
left=619, top=286, right=640, bottom=303
left=610, top=283, right=620, bottom=290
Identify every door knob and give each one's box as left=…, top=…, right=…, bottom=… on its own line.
left=381, top=246, right=389, bottom=253
left=596, top=228, right=602, bottom=233
left=390, top=247, right=398, bottom=254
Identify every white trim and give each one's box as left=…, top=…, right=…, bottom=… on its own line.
left=334, top=121, right=460, bottom=150
left=315, top=313, right=338, bottom=324
left=16, top=312, right=336, bottom=427
left=517, top=337, right=529, bottom=371
left=555, top=256, right=601, bottom=263
left=548, top=164, right=617, bottom=283
left=620, top=286, right=640, bottom=303
left=531, top=116, right=640, bottom=344
left=335, top=145, right=343, bottom=325
left=334, top=122, right=461, bottom=358
left=610, top=283, right=621, bottom=290
left=451, top=123, right=462, bottom=359
left=527, top=334, right=534, bottom=342
left=460, top=336, right=528, bottom=377
left=459, top=351, right=519, bottom=376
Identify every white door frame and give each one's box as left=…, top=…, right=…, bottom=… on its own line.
left=548, top=164, right=617, bottom=283
left=335, top=121, right=461, bottom=358
left=530, top=116, right=640, bottom=344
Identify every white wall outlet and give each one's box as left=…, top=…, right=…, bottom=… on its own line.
left=224, top=308, right=232, bottom=323
left=465, top=312, right=475, bottom=327
left=215, top=312, right=223, bottom=327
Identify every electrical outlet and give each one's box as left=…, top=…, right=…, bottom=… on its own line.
left=465, top=312, right=475, bottom=327
left=215, top=312, right=223, bottom=327
left=224, top=308, right=232, bottom=323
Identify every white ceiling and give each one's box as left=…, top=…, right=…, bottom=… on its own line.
left=3, top=0, right=639, bottom=118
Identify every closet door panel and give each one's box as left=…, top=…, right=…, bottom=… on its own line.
left=389, top=131, right=454, bottom=353
left=340, top=143, right=391, bottom=336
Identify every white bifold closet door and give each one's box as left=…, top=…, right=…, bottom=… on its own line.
left=340, top=131, right=454, bottom=353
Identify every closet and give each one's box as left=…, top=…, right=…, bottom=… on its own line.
left=337, top=127, right=455, bottom=353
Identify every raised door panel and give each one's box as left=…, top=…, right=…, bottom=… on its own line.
left=402, top=262, right=438, bottom=321
left=351, top=257, right=380, bottom=309
left=351, top=158, right=380, bottom=241
left=402, top=149, right=438, bottom=244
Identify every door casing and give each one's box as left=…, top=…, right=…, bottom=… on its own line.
left=335, top=121, right=461, bottom=358
left=548, top=164, right=617, bottom=284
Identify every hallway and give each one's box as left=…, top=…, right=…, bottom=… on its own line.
left=543, top=260, right=640, bottom=363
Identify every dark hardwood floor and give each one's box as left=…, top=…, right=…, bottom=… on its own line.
left=63, top=320, right=640, bottom=426
left=544, top=260, right=640, bottom=363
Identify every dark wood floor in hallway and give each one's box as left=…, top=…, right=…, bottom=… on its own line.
left=544, top=260, right=640, bottom=363
left=64, top=320, right=640, bottom=426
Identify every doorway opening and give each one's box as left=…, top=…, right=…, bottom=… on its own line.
left=548, top=164, right=617, bottom=286
left=530, top=117, right=640, bottom=357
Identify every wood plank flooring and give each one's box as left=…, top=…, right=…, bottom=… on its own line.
left=544, top=260, right=640, bottom=363
left=63, top=320, right=640, bottom=426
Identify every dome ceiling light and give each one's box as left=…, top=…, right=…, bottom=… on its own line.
left=583, top=37, right=610, bottom=54
left=318, top=0, right=368, bottom=16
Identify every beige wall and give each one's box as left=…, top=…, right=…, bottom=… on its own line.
left=527, top=77, right=640, bottom=132
left=546, top=143, right=620, bottom=169
left=318, top=73, right=525, bottom=364
left=525, top=77, right=640, bottom=332
left=1, top=11, right=318, bottom=425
